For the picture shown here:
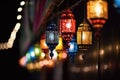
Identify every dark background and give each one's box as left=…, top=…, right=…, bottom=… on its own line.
left=0, top=0, right=29, bottom=80
left=0, top=0, right=120, bottom=80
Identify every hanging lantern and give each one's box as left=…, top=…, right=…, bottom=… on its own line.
left=55, top=35, right=64, bottom=59
left=67, top=36, right=78, bottom=63
left=40, top=34, right=49, bottom=54
left=60, top=9, right=76, bottom=48
left=46, top=22, right=59, bottom=59
left=87, top=0, right=108, bottom=29
left=77, top=21, right=92, bottom=50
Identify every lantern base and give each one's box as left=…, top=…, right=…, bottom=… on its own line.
left=68, top=53, right=76, bottom=63
left=89, top=18, right=107, bottom=29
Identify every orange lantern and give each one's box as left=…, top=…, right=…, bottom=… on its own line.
left=87, top=0, right=108, bottom=29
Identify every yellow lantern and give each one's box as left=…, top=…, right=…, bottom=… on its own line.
left=77, top=21, right=92, bottom=50
left=55, top=35, right=64, bottom=59
left=55, top=35, right=63, bottom=52
left=87, top=0, right=108, bottom=29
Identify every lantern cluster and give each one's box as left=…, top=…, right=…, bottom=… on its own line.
left=20, top=0, right=108, bottom=65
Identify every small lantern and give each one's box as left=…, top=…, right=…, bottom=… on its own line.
left=68, top=36, right=78, bottom=63
left=87, top=0, right=108, bottom=29
left=60, top=9, right=76, bottom=48
left=46, top=22, right=59, bottom=59
left=40, top=34, right=49, bottom=54
left=77, top=21, right=92, bottom=50
left=55, top=35, right=64, bottom=59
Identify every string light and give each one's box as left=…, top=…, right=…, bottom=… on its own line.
left=0, top=0, right=25, bottom=50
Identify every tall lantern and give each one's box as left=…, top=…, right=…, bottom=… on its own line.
left=60, top=9, right=76, bottom=48
left=87, top=1, right=108, bottom=80
left=77, top=21, right=92, bottom=50
left=46, top=22, right=59, bottom=59
left=87, top=0, right=108, bottom=29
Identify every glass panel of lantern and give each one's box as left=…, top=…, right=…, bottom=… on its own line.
left=77, top=21, right=92, bottom=50
left=87, top=0, right=108, bottom=29
left=67, top=36, right=78, bottom=63
left=60, top=9, right=76, bottom=48
left=46, top=21, right=59, bottom=59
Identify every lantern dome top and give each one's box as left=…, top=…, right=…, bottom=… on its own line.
left=60, top=9, right=75, bottom=19
left=78, top=21, right=90, bottom=31
left=46, top=22, right=57, bottom=30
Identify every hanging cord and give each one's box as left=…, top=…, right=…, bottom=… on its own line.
left=48, top=0, right=83, bottom=22
left=83, top=0, right=86, bottom=22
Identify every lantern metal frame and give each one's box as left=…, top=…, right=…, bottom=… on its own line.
left=60, top=9, right=76, bottom=49
left=46, top=21, right=59, bottom=59
left=87, top=0, right=108, bottom=29
left=77, top=21, right=92, bottom=50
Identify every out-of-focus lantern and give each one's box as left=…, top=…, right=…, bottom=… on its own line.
left=25, top=46, right=36, bottom=63
left=60, top=9, right=76, bottom=48
left=46, top=22, right=59, bottom=59
left=40, top=34, right=49, bottom=54
left=34, top=43, right=42, bottom=58
left=77, top=21, right=92, bottom=50
left=87, top=0, right=108, bottom=29
left=68, top=36, right=78, bottom=63
left=55, top=35, right=64, bottom=59
left=113, top=0, right=120, bottom=13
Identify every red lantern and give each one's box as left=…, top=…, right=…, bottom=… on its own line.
left=60, top=9, right=76, bottom=48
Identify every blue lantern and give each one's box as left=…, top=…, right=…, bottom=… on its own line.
left=26, top=46, right=36, bottom=63
left=46, top=21, right=59, bottom=59
left=113, top=0, right=120, bottom=13
left=67, top=36, right=78, bottom=63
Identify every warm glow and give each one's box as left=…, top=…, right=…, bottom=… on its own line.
left=79, top=54, right=84, bottom=61
left=77, top=22, right=92, bottom=46
left=94, top=2, right=103, bottom=17
left=66, top=21, right=72, bottom=28
left=61, top=51, right=67, bottom=59
left=82, top=32, right=92, bottom=44
left=17, top=7, right=23, bottom=12
left=20, top=1, right=25, bottom=6
left=100, top=49, right=104, bottom=56
left=50, top=50, right=58, bottom=60
left=19, top=56, right=27, bottom=67
left=40, top=52, right=45, bottom=59
left=40, top=34, right=49, bottom=53
left=27, top=63, right=34, bottom=70
left=87, top=0, right=108, bottom=28
left=60, top=9, right=76, bottom=43
left=17, top=15, right=22, bottom=20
